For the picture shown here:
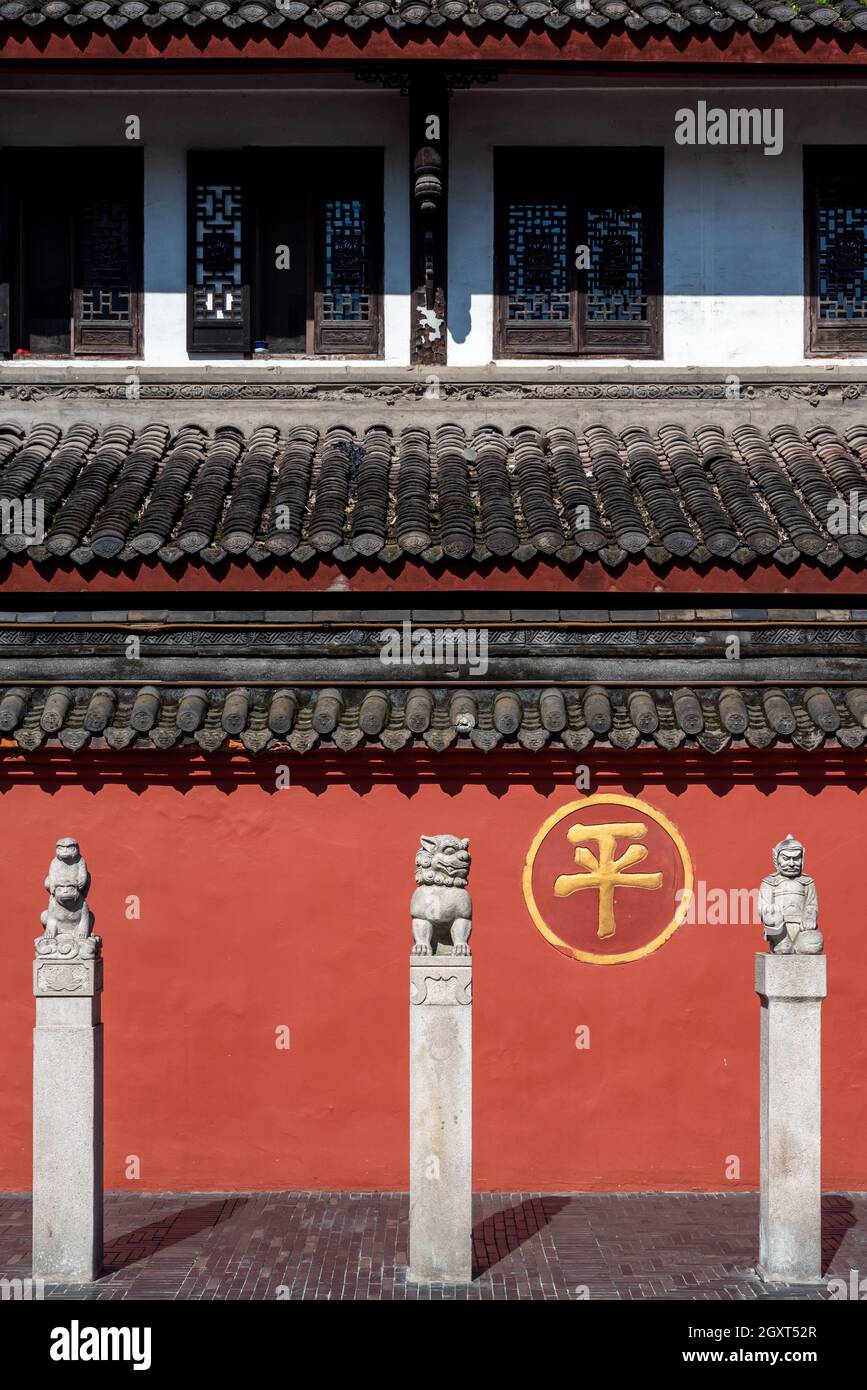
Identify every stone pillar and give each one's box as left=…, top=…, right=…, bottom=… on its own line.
left=755, top=953, right=827, bottom=1284
left=408, top=834, right=473, bottom=1283
left=409, top=952, right=472, bottom=1282
left=32, top=838, right=103, bottom=1283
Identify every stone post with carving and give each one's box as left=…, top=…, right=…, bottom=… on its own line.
left=32, top=838, right=103, bottom=1282
left=755, top=834, right=826, bottom=1283
left=408, top=834, right=473, bottom=1283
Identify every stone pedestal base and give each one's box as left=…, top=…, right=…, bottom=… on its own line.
left=32, top=958, right=104, bottom=1283
left=755, top=952, right=826, bottom=1284
left=408, top=950, right=472, bottom=1282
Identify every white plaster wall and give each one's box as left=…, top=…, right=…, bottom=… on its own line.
left=144, top=147, right=187, bottom=368
left=448, top=81, right=867, bottom=368
left=0, top=90, right=409, bottom=367
left=2, top=81, right=867, bottom=368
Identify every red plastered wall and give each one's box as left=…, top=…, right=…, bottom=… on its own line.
left=0, top=748, right=863, bottom=1193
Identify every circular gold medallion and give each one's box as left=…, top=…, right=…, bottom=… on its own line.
left=522, top=794, right=693, bottom=965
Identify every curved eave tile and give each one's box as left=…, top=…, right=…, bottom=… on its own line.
left=2, top=684, right=866, bottom=756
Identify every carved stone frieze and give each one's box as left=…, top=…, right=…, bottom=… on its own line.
left=0, top=624, right=863, bottom=654
left=3, top=379, right=867, bottom=404
left=410, top=972, right=473, bottom=1007
left=34, top=959, right=102, bottom=997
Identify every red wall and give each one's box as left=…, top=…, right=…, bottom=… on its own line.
left=1, top=748, right=864, bottom=1193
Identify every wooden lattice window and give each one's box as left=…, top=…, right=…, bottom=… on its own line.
left=805, top=147, right=867, bottom=356
left=0, top=148, right=142, bottom=359
left=188, top=149, right=383, bottom=358
left=316, top=195, right=376, bottom=353
left=494, top=148, right=662, bottom=359
left=187, top=155, right=249, bottom=356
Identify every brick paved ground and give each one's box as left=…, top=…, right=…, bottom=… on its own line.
left=0, top=1192, right=863, bottom=1300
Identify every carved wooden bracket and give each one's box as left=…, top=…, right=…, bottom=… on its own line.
left=409, top=72, right=449, bottom=367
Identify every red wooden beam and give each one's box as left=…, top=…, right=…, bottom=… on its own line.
left=0, top=554, right=864, bottom=595
left=1, top=24, right=867, bottom=70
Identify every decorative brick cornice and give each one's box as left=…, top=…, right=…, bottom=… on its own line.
left=3, top=378, right=867, bottom=405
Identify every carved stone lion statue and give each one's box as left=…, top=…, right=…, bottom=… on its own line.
left=411, top=834, right=472, bottom=957
left=35, top=837, right=101, bottom=960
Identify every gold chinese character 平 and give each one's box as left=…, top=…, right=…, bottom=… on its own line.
left=554, top=822, right=663, bottom=940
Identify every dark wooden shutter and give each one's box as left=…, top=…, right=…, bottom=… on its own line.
left=494, top=148, right=662, bottom=359
left=494, top=149, right=577, bottom=358
left=806, top=147, right=867, bottom=356
left=187, top=152, right=250, bottom=356
left=73, top=149, right=143, bottom=357
left=0, top=153, right=9, bottom=356
left=313, top=150, right=383, bottom=357
left=251, top=147, right=308, bottom=355
left=16, top=149, right=72, bottom=356
left=577, top=149, right=662, bottom=359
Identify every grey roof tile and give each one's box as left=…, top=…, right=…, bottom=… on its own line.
left=1, top=416, right=867, bottom=575
left=0, top=0, right=852, bottom=26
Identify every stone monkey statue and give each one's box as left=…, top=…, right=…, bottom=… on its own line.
left=36, top=837, right=100, bottom=959
left=45, top=836, right=89, bottom=898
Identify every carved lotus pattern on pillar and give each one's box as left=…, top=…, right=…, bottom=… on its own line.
left=410, top=974, right=472, bottom=1007
left=36, top=963, right=91, bottom=994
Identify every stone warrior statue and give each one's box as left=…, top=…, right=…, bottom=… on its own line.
left=35, top=837, right=100, bottom=960
left=758, top=834, right=823, bottom=956
left=411, top=834, right=472, bottom=957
